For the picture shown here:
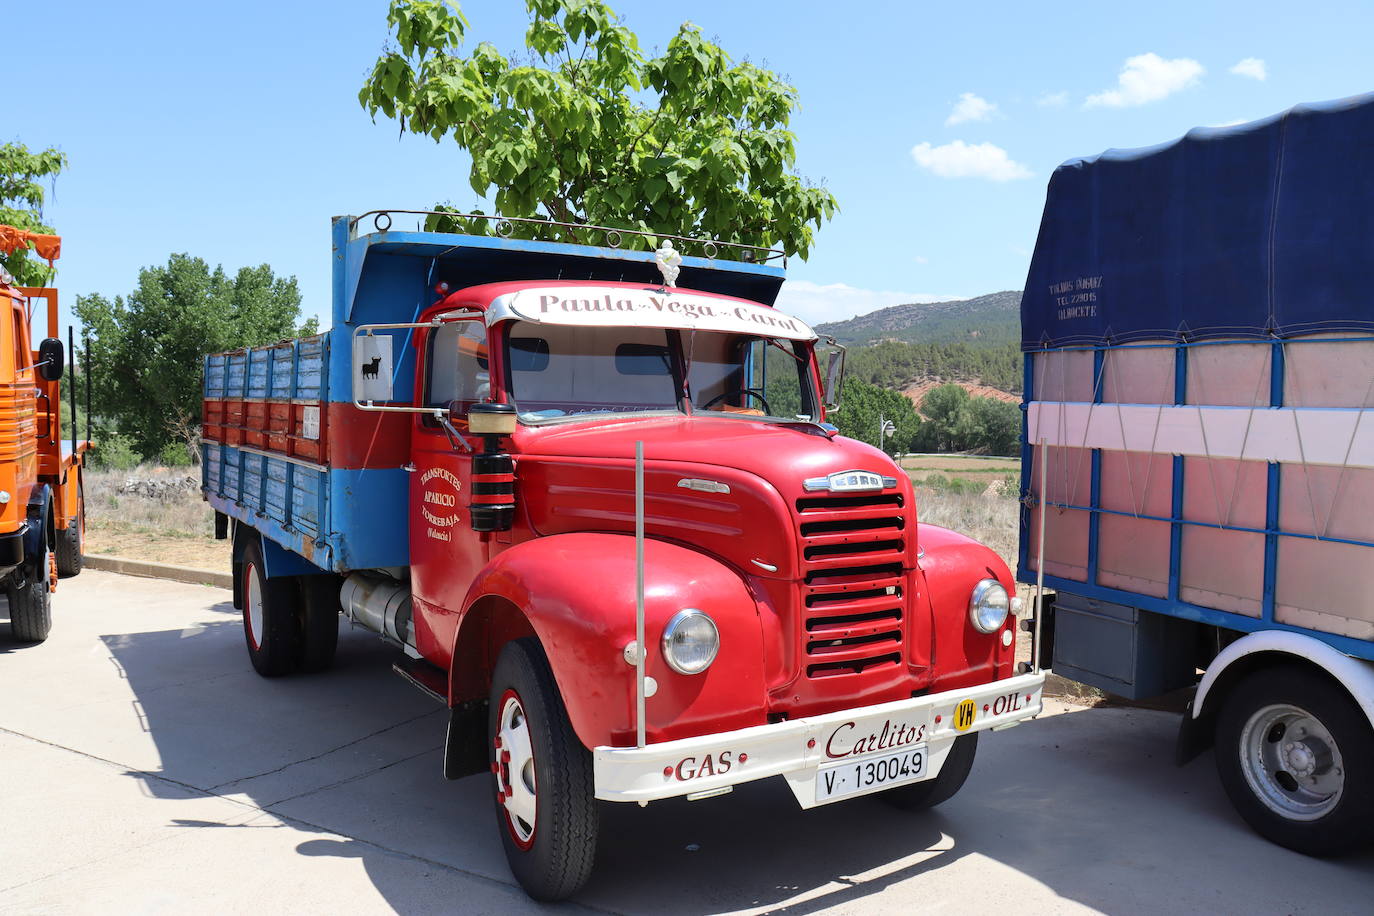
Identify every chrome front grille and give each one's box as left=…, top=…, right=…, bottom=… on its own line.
left=795, top=492, right=908, bottom=678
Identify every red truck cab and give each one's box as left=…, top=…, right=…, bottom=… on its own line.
left=204, top=216, right=1045, bottom=900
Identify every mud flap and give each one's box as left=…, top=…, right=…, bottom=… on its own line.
left=445, top=699, right=489, bottom=779
left=1175, top=700, right=1214, bottom=765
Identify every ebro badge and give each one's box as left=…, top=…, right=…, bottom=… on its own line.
left=354, top=333, right=394, bottom=403
left=803, top=470, right=897, bottom=492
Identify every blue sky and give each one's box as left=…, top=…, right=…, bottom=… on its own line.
left=8, top=0, right=1372, bottom=331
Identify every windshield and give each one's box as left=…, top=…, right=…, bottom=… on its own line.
left=503, top=320, right=818, bottom=424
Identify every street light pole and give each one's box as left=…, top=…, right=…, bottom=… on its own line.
left=877, top=414, right=895, bottom=452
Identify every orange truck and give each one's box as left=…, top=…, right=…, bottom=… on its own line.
left=0, top=225, right=90, bottom=642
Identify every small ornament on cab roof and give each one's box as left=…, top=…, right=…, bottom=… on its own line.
left=655, top=240, right=682, bottom=289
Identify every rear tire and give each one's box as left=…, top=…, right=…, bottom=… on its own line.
left=488, top=638, right=598, bottom=902
left=297, top=575, right=341, bottom=673
left=55, top=478, right=84, bottom=578
left=7, top=543, right=52, bottom=644
left=1214, top=666, right=1374, bottom=856
left=880, top=733, right=978, bottom=810
left=240, top=540, right=300, bottom=677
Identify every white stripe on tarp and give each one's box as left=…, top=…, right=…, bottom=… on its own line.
left=1027, top=402, right=1374, bottom=468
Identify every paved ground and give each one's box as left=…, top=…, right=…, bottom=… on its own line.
left=2, top=570, right=1370, bottom=915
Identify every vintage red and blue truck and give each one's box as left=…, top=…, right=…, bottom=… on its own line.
left=202, top=212, right=1046, bottom=900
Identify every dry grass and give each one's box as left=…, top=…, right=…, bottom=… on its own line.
left=915, top=489, right=1019, bottom=570
left=83, top=465, right=228, bottom=569
left=900, top=454, right=1021, bottom=475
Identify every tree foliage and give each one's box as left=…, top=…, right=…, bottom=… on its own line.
left=910, top=383, right=1020, bottom=455
left=833, top=378, right=921, bottom=456
left=0, top=142, right=68, bottom=286
left=847, top=339, right=1022, bottom=394
left=360, top=0, right=837, bottom=258
left=76, top=256, right=314, bottom=460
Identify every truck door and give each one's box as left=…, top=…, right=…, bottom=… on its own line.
left=409, top=317, right=492, bottom=661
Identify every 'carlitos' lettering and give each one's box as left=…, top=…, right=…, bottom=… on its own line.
left=824, top=719, right=926, bottom=759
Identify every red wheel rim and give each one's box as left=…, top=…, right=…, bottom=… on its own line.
left=243, top=562, right=263, bottom=651
left=495, top=688, right=537, bottom=850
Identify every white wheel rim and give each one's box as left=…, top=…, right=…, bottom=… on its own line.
left=1239, top=702, right=1344, bottom=821
left=496, top=691, right=537, bottom=846
left=244, top=563, right=263, bottom=650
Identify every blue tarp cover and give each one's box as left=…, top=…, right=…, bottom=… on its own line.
left=1022, top=92, right=1374, bottom=349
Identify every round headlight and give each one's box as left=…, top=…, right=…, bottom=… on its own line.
left=969, top=579, right=1010, bottom=634
left=661, top=609, right=719, bottom=675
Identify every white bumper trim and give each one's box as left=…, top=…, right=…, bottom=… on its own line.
left=593, top=671, right=1046, bottom=806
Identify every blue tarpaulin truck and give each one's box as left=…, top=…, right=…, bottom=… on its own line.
left=1018, top=92, right=1374, bottom=856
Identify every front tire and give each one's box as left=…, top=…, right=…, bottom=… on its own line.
left=1215, top=666, right=1374, bottom=856
left=240, top=540, right=300, bottom=677
left=880, top=733, right=978, bottom=810
left=488, top=638, right=598, bottom=901
left=7, top=544, right=53, bottom=643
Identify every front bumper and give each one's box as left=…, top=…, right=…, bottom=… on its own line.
left=593, top=671, right=1046, bottom=808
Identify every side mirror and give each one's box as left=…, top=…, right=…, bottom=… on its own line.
left=822, top=340, right=846, bottom=411
left=352, top=332, right=394, bottom=403
left=37, top=338, right=64, bottom=381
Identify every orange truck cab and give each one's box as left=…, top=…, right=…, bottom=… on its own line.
left=0, top=225, right=91, bottom=643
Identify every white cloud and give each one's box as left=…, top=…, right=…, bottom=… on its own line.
left=945, top=92, right=998, bottom=125
left=910, top=140, right=1032, bottom=182
left=914, top=255, right=929, bottom=265
left=1085, top=53, right=1205, bottom=108
left=1036, top=91, right=1069, bottom=107
left=1230, top=57, right=1267, bottom=81
left=776, top=280, right=959, bottom=326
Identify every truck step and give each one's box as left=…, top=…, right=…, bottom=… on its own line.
left=392, top=657, right=448, bottom=705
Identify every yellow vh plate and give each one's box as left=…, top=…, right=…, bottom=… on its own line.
left=953, top=698, right=977, bottom=732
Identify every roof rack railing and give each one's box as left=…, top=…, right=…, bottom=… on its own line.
left=348, top=209, right=786, bottom=266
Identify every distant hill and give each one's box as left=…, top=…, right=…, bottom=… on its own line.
left=815, top=290, right=1021, bottom=347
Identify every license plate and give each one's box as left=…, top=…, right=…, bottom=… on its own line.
left=815, top=746, right=928, bottom=803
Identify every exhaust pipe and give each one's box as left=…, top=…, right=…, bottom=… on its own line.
left=340, top=573, right=414, bottom=648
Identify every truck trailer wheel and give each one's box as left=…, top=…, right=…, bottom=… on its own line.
left=297, top=574, right=341, bottom=673
left=880, top=733, right=978, bottom=810
left=1215, top=666, right=1374, bottom=856
left=488, top=638, right=598, bottom=902
left=55, top=479, right=84, bottom=578
left=240, top=540, right=301, bottom=677
left=7, top=545, right=53, bottom=643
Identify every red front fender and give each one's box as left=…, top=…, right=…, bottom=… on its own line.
left=918, top=524, right=1018, bottom=692
left=455, top=533, right=767, bottom=749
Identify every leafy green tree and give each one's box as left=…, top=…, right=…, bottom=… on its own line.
left=833, top=378, right=920, bottom=456
left=913, top=382, right=1021, bottom=455
left=914, top=383, right=968, bottom=452
left=360, top=0, right=837, bottom=259
left=963, top=396, right=1020, bottom=455
left=1, top=142, right=68, bottom=286
left=76, top=255, right=310, bottom=459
